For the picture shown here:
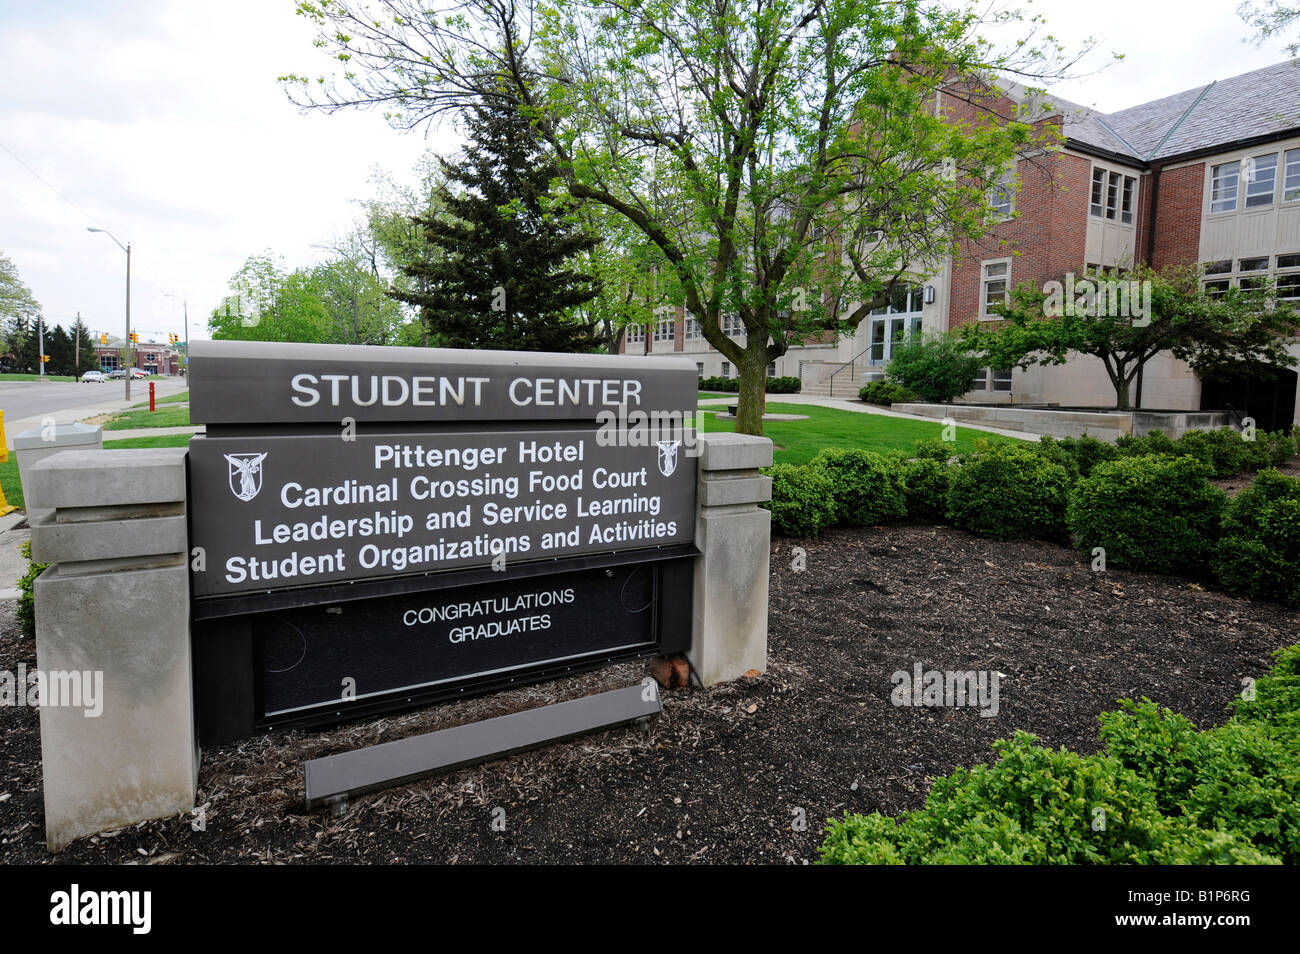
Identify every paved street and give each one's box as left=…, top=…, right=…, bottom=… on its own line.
left=0, top=377, right=189, bottom=448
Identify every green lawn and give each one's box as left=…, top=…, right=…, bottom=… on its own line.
left=698, top=402, right=1025, bottom=465
left=0, top=373, right=75, bottom=382
left=130, top=390, right=188, bottom=408
left=698, top=391, right=733, bottom=399
left=0, top=433, right=194, bottom=510
left=103, top=406, right=191, bottom=430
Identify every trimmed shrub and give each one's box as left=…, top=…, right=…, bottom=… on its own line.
left=1213, top=468, right=1300, bottom=606
left=1262, top=429, right=1297, bottom=466
left=16, top=538, right=46, bottom=639
left=1115, top=428, right=1176, bottom=458
left=811, top=449, right=907, bottom=527
left=1055, top=434, right=1122, bottom=478
left=913, top=437, right=956, bottom=462
left=766, top=375, right=802, bottom=394
left=763, top=463, right=838, bottom=537
left=858, top=380, right=917, bottom=405
left=945, top=443, right=1071, bottom=540
left=900, top=457, right=951, bottom=521
left=884, top=333, right=984, bottom=403
left=1032, top=435, right=1081, bottom=482
left=1066, top=454, right=1226, bottom=573
left=699, top=375, right=801, bottom=394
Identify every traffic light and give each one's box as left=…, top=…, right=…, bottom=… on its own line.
left=41, top=355, right=49, bottom=363
left=129, top=331, right=139, bottom=344
left=99, top=333, right=107, bottom=344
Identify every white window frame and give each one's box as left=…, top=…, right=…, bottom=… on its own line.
left=1244, top=152, right=1279, bottom=209
left=684, top=316, right=702, bottom=340
left=1210, top=160, right=1240, bottom=214
left=980, top=259, right=1011, bottom=320
left=1285, top=149, right=1300, bottom=203
left=624, top=324, right=645, bottom=344
left=720, top=361, right=731, bottom=378
left=989, top=165, right=1016, bottom=220
left=653, top=318, right=674, bottom=343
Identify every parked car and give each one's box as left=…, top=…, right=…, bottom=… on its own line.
left=105, top=369, right=126, bottom=380
left=80, top=370, right=106, bottom=383
left=130, top=368, right=148, bottom=379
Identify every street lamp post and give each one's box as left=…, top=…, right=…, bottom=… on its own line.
left=87, top=227, right=131, bottom=400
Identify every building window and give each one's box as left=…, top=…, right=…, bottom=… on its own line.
left=767, top=362, right=777, bottom=377
left=1210, top=161, right=1240, bottom=213
left=625, top=324, right=645, bottom=344
left=721, top=314, right=744, bottom=336
left=684, top=316, right=702, bottom=340
left=1279, top=252, right=1300, bottom=300
left=720, top=361, right=731, bottom=378
left=989, top=166, right=1015, bottom=219
left=696, top=362, right=705, bottom=376
left=1285, top=149, right=1300, bottom=202
left=1120, top=175, right=1136, bottom=224
left=991, top=368, right=1013, bottom=392
left=1239, top=257, right=1270, bottom=272
left=1204, top=260, right=1232, bottom=275
left=970, top=368, right=988, bottom=392
left=981, top=260, right=1010, bottom=318
left=654, top=319, right=674, bottom=342
left=1090, top=168, right=1106, bottom=218
left=1204, top=279, right=1231, bottom=298
left=1245, top=153, right=1278, bottom=208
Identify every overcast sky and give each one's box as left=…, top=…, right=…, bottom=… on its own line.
left=1, top=0, right=1294, bottom=343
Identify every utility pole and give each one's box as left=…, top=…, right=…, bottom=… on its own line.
left=74, top=310, right=80, bottom=372
left=38, top=313, right=44, bottom=378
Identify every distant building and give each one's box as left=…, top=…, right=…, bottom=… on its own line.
left=93, top=338, right=182, bottom=375
left=617, top=60, right=1300, bottom=426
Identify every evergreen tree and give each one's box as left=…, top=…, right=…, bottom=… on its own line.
left=395, top=96, right=604, bottom=352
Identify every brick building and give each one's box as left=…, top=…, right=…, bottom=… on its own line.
left=617, top=60, right=1300, bottom=425
left=93, top=338, right=183, bottom=375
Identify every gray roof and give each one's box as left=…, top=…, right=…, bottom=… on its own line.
left=1056, top=59, right=1300, bottom=164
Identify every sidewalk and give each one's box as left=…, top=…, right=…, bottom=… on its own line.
left=0, top=510, right=29, bottom=600
left=3, top=379, right=189, bottom=450
left=698, top=394, right=1044, bottom=441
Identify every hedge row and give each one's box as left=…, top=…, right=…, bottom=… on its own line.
left=820, top=644, right=1300, bottom=864
left=698, top=375, right=801, bottom=394
left=859, top=381, right=917, bottom=405
left=763, top=427, right=1300, bottom=605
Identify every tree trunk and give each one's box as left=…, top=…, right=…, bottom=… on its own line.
left=734, top=346, right=769, bottom=436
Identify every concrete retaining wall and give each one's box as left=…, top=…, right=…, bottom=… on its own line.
left=893, top=404, right=1232, bottom=441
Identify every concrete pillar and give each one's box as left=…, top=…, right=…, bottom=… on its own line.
left=28, top=448, right=196, bottom=851
left=13, top=421, right=102, bottom=522
left=689, top=432, right=773, bottom=685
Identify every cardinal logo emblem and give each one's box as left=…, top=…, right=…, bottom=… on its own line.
left=225, top=452, right=268, bottom=502
left=656, top=440, right=681, bottom=478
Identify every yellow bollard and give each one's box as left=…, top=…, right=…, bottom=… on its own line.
left=0, top=408, right=15, bottom=514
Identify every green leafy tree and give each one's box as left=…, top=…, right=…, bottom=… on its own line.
left=311, top=226, right=407, bottom=345
left=393, top=94, right=604, bottom=352
left=0, top=251, right=41, bottom=328
left=1239, top=1, right=1300, bottom=55
left=960, top=265, right=1300, bottom=410
left=209, top=253, right=333, bottom=343
left=284, top=0, right=1084, bottom=434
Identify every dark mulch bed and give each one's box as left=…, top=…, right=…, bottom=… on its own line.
left=1, top=524, right=1294, bottom=865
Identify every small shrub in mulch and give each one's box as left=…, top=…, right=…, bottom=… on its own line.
left=1214, top=468, right=1300, bottom=606
left=945, top=443, right=1071, bottom=541
left=1066, top=454, right=1226, bottom=574
left=810, top=448, right=906, bottom=527
left=764, top=463, right=838, bottom=536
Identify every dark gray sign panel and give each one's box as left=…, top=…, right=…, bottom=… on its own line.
left=257, top=563, right=658, bottom=720
left=189, top=428, right=696, bottom=598
left=188, top=340, right=698, bottom=425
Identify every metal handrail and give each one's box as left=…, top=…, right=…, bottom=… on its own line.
left=824, top=343, right=879, bottom=388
